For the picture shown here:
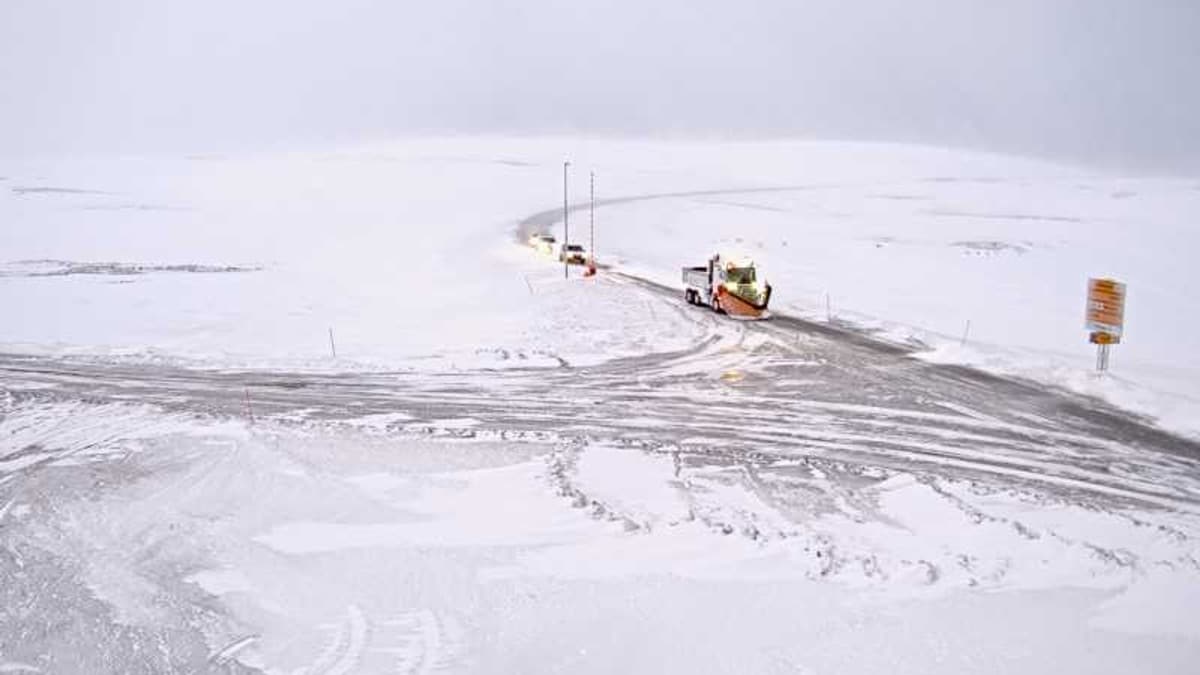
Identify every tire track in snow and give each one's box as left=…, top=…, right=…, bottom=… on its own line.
left=297, top=605, right=451, bottom=675
left=3, top=334, right=1199, bottom=512
left=303, top=605, right=368, bottom=675
left=388, top=610, right=442, bottom=675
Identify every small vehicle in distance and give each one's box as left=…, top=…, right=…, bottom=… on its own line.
left=529, top=233, right=557, bottom=256
left=559, top=243, right=588, bottom=265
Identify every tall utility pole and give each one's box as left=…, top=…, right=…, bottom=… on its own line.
left=562, top=161, right=570, bottom=279
left=589, top=171, right=595, bottom=267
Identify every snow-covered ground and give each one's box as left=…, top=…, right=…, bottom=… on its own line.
left=0, top=141, right=706, bottom=371
left=3, top=138, right=1200, bottom=672
left=2, top=138, right=1197, bottom=433
left=3, top=401, right=1197, bottom=673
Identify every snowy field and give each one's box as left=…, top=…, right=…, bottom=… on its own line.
left=2, top=138, right=1197, bottom=433
left=3, top=138, right=1200, bottom=673
left=3, top=398, right=1198, bottom=673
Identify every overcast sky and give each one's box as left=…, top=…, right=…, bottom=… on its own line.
left=2, top=0, right=1198, bottom=170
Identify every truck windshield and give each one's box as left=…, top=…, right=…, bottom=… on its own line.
left=726, top=267, right=756, bottom=284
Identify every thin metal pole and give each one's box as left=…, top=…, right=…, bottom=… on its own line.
left=589, top=171, right=595, bottom=266
left=1096, top=343, right=1111, bottom=373
left=563, top=161, right=570, bottom=279
left=328, top=327, right=337, bottom=358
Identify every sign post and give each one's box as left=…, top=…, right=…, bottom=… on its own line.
left=563, top=161, right=570, bottom=279
left=589, top=171, right=595, bottom=265
left=1085, top=278, right=1126, bottom=373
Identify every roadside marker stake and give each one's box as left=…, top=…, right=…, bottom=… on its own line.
left=328, top=327, right=337, bottom=358
left=243, top=387, right=255, bottom=425
left=825, top=293, right=832, bottom=323
left=961, top=319, right=971, bottom=347
left=524, top=275, right=534, bottom=294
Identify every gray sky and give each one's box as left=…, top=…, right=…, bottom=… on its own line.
left=2, top=0, right=1198, bottom=171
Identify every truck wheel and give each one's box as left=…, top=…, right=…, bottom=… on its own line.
left=711, top=295, right=722, bottom=313
left=684, top=290, right=694, bottom=305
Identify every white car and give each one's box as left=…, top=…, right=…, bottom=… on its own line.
left=529, top=233, right=557, bottom=256
left=559, top=243, right=587, bottom=265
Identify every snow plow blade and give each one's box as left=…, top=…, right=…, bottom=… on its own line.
left=720, top=284, right=772, bottom=320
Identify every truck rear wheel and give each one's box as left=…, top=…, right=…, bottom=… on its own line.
left=711, top=295, right=722, bottom=313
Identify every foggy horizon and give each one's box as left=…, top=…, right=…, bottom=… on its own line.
left=3, top=0, right=1198, bottom=172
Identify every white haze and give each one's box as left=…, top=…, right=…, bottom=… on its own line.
left=2, top=0, right=1198, bottom=171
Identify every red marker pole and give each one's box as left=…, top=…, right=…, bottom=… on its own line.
left=243, top=387, right=255, bottom=425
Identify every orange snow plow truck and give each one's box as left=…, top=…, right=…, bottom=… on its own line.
left=682, top=253, right=772, bottom=319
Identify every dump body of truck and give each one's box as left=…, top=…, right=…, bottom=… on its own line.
left=681, top=254, right=771, bottom=319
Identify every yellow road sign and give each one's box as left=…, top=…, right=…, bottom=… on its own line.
left=1086, top=278, right=1126, bottom=337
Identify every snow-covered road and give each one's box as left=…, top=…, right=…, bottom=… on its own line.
left=3, top=141, right=1200, bottom=673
